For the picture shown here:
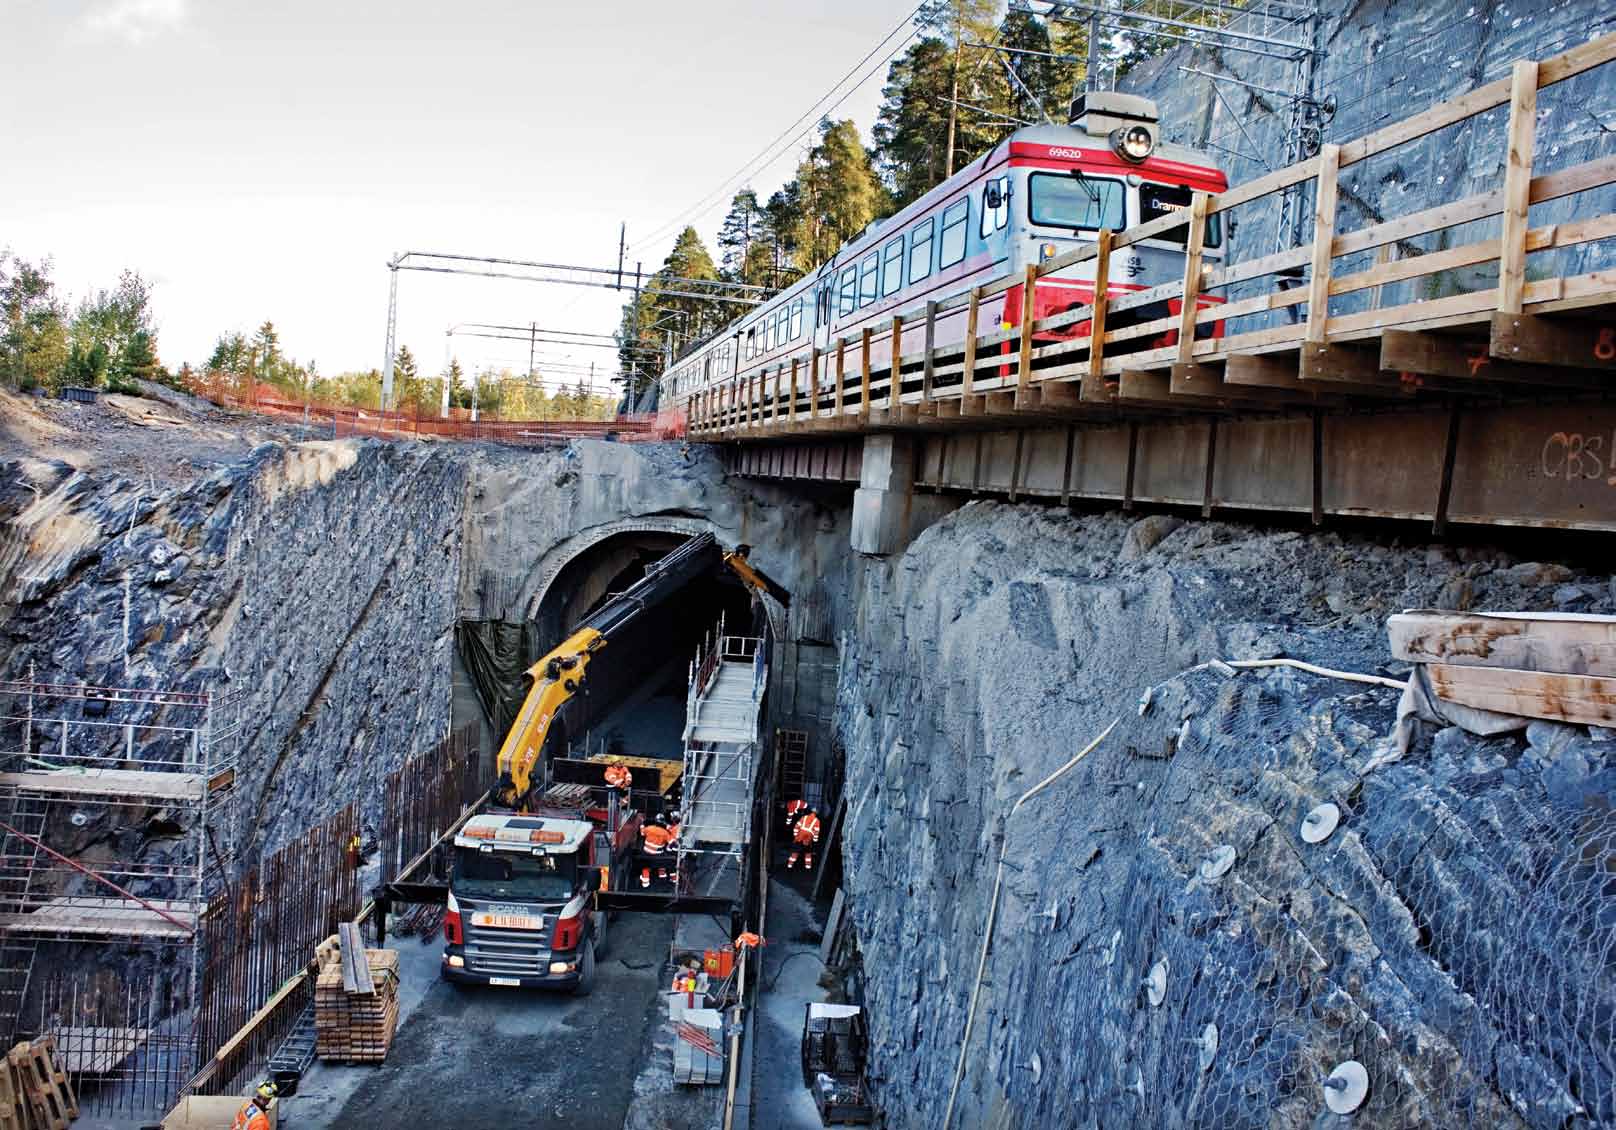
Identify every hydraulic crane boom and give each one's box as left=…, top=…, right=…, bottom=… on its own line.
left=493, top=533, right=789, bottom=808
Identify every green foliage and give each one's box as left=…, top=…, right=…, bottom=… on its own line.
left=790, top=119, right=891, bottom=270
left=0, top=252, right=70, bottom=391
left=874, top=37, right=962, bottom=209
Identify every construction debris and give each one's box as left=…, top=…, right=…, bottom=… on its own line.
left=313, top=927, right=400, bottom=1064
left=0, top=1036, right=78, bottom=1129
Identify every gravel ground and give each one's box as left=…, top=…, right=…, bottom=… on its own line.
left=289, top=910, right=674, bottom=1129
left=0, top=382, right=306, bottom=485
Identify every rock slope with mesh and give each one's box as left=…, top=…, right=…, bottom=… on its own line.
left=834, top=502, right=1616, bottom=1128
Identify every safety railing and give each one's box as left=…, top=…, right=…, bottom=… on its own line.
left=688, top=32, right=1616, bottom=439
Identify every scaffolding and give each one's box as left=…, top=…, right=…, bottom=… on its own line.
left=675, top=617, right=767, bottom=879
left=0, top=671, right=238, bottom=1110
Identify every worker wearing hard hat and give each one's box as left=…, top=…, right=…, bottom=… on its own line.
left=231, top=1082, right=276, bottom=1130
left=604, top=763, right=632, bottom=796
left=786, top=802, right=821, bottom=871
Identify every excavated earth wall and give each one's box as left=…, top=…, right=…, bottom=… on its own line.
left=832, top=503, right=1616, bottom=1128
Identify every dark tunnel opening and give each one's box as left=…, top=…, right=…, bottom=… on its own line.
left=535, top=533, right=764, bottom=764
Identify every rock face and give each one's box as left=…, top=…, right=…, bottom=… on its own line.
left=0, top=440, right=465, bottom=860
left=833, top=502, right=1616, bottom=1128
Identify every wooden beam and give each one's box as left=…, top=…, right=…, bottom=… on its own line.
left=1084, top=229, right=1115, bottom=403
left=1498, top=59, right=1540, bottom=314
left=1175, top=360, right=1335, bottom=404
left=1176, top=195, right=1209, bottom=362
left=1490, top=312, right=1616, bottom=371
left=1381, top=329, right=1609, bottom=389
left=834, top=338, right=845, bottom=419
left=1305, top=144, right=1342, bottom=343
left=963, top=287, right=981, bottom=397
left=1428, top=663, right=1616, bottom=727
left=1300, top=342, right=1410, bottom=387
left=921, top=301, right=937, bottom=404
left=1017, top=264, right=1038, bottom=401
left=890, top=315, right=903, bottom=409
left=1389, top=611, right=1616, bottom=676
left=859, top=328, right=872, bottom=423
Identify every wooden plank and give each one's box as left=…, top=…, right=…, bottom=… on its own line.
left=1225, top=352, right=1405, bottom=398
left=889, top=315, right=903, bottom=409
left=1499, top=60, right=1540, bottom=314
left=1428, top=663, right=1616, bottom=727
left=1177, top=195, right=1210, bottom=361
left=1537, top=28, right=1616, bottom=86
left=921, top=301, right=937, bottom=403
left=1390, top=611, right=1616, bottom=677
left=1206, top=159, right=1320, bottom=217
left=859, top=329, right=872, bottom=422
left=962, top=287, right=981, bottom=396
left=1173, top=360, right=1328, bottom=404
left=1300, top=342, right=1409, bottom=387
left=1017, top=265, right=1037, bottom=399
left=1490, top=311, right=1616, bottom=371
left=1338, top=73, right=1513, bottom=168
left=1305, top=145, right=1341, bottom=343
left=1381, top=329, right=1610, bottom=389
left=834, top=338, right=845, bottom=419
left=1082, top=229, right=1114, bottom=403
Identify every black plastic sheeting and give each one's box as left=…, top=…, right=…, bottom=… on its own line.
left=455, top=619, right=540, bottom=739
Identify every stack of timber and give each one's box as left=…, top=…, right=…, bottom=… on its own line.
left=1389, top=610, right=1616, bottom=726
left=314, top=923, right=400, bottom=1064
left=0, top=1036, right=77, bottom=1129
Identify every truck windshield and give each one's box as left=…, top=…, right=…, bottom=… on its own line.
left=1029, top=171, right=1125, bottom=232
left=1138, top=182, right=1222, bottom=248
left=453, top=848, right=576, bottom=902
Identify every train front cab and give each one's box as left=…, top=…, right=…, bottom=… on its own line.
left=999, top=140, right=1229, bottom=356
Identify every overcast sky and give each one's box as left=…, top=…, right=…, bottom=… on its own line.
left=2, top=0, right=917, bottom=387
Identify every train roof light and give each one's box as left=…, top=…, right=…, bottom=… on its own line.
left=1112, top=125, right=1156, bottom=163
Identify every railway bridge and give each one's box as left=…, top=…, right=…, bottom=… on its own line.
left=688, top=37, right=1616, bottom=553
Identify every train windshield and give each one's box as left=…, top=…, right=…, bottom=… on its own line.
left=1028, top=171, right=1125, bottom=232
left=1138, top=183, right=1222, bottom=248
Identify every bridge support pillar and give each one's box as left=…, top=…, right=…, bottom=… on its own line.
left=851, top=435, right=953, bottom=556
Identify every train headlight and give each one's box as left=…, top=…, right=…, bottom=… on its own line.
left=1112, top=125, right=1155, bottom=162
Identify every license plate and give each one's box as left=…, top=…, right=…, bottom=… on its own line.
left=488, top=976, right=520, bottom=987
left=472, top=913, right=541, bottom=930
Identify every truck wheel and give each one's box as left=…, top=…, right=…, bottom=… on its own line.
left=573, top=941, right=597, bottom=996
left=591, top=911, right=609, bottom=959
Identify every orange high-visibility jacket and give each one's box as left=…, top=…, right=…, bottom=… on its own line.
left=605, top=764, right=631, bottom=788
left=642, top=824, right=674, bottom=853
left=793, top=812, right=821, bottom=844
left=232, top=1101, right=270, bottom=1130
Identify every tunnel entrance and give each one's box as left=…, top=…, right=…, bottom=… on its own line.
left=537, top=531, right=762, bottom=763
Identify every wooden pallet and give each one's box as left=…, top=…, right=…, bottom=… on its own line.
left=0, top=1037, right=76, bottom=1130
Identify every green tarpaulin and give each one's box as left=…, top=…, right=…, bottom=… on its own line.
left=456, top=619, right=541, bottom=740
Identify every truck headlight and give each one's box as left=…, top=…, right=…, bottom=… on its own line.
left=549, top=961, right=574, bottom=974
left=447, top=954, right=465, bottom=968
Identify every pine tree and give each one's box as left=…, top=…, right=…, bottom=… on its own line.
left=874, top=37, right=957, bottom=208
left=395, top=345, right=418, bottom=383
left=114, top=329, right=160, bottom=386
left=791, top=120, right=891, bottom=270
left=999, top=9, right=1066, bottom=125
left=207, top=332, right=249, bottom=374
left=717, top=189, right=765, bottom=280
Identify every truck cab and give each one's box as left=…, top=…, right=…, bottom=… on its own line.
left=441, top=813, right=612, bottom=994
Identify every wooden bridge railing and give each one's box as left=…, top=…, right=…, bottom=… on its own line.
left=690, top=31, right=1616, bottom=439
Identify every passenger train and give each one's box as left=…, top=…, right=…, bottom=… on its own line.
left=656, top=92, right=1229, bottom=414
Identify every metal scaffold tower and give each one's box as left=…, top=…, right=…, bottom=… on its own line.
left=675, top=616, right=767, bottom=887
left=0, top=672, right=239, bottom=1092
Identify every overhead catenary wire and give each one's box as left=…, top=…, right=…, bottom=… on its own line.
left=627, top=2, right=927, bottom=256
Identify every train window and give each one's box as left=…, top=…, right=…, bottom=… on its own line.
left=816, top=284, right=831, bottom=328
left=839, top=266, right=857, bottom=315
left=790, top=299, right=804, bottom=340
left=1138, top=183, right=1222, bottom=248
left=909, top=217, right=934, bottom=282
left=881, top=237, right=904, bottom=297
left=745, top=326, right=757, bottom=359
left=859, top=252, right=879, bottom=307
left=980, top=176, right=1010, bottom=237
left=1028, top=172, right=1125, bottom=232
left=939, top=198, right=969, bottom=268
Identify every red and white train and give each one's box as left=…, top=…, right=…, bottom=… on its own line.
left=657, top=91, right=1229, bottom=411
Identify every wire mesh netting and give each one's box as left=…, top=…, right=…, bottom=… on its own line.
left=1014, top=667, right=1615, bottom=1129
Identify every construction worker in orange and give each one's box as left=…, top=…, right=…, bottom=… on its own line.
left=604, top=762, right=632, bottom=797
left=639, top=811, right=675, bottom=888
left=231, top=1081, right=276, bottom=1130
left=786, top=802, right=821, bottom=871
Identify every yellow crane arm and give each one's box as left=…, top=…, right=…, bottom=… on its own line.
left=494, top=626, right=604, bottom=807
